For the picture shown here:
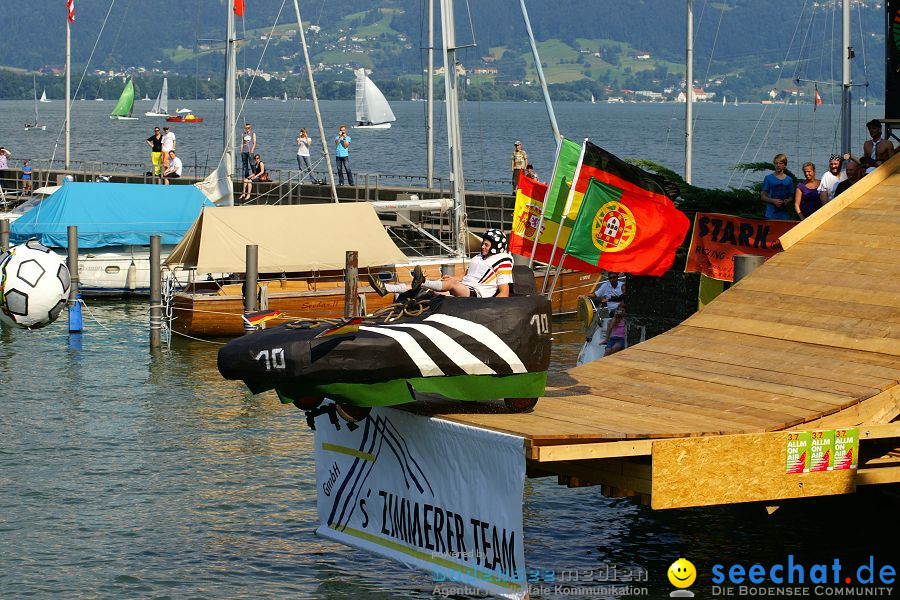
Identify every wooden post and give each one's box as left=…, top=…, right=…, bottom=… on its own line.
left=733, top=254, right=765, bottom=283
left=67, top=225, right=79, bottom=305
left=344, top=250, right=359, bottom=318
left=149, top=235, right=161, bottom=349
left=0, top=218, right=9, bottom=253
left=243, top=244, right=258, bottom=334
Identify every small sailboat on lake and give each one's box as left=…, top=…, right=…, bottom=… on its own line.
left=353, top=68, right=396, bottom=129
left=109, top=78, right=138, bottom=120
left=25, top=75, right=47, bottom=131
left=145, top=77, right=171, bottom=117
left=39, top=89, right=50, bottom=103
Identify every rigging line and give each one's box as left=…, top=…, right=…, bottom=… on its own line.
left=48, top=0, right=118, bottom=170
left=692, top=0, right=727, bottom=134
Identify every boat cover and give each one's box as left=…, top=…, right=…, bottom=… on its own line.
left=165, top=203, right=408, bottom=273
left=10, top=181, right=214, bottom=248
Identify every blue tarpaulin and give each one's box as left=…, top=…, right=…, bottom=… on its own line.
left=10, top=182, right=214, bottom=248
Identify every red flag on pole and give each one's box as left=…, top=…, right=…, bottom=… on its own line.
left=814, top=86, right=823, bottom=111
left=234, top=0, right=244, bottom=17
left=67, top=0, right=74, bottom=23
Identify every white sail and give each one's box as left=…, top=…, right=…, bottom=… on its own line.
left=146, top=78, right=169, bottom=116
left=354, top=68, right=396, bottom=128
left=39, top=90, right=50, bottom=103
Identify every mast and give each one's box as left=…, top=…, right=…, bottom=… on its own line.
left=65, top=9, right=71, bottom=169
left=840, top=0, right=852, bottom=155
left=685, top=0, right=693, bottom=184
left=292, top=0, right=338, bottom=202
left=426, top=0, right=434, bottom=187
left=33, top=74, right=39, bottom=124
left=519, top=0, right=560, bottom=141
left=440, top=0, right=467, bottom=257
left=224, top=2, right=237, bottom=190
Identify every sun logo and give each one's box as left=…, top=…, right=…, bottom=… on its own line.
left=590, top=201, right=636, bottom=253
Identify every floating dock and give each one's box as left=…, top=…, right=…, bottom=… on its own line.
left=409, top=155, right=900, bottom=509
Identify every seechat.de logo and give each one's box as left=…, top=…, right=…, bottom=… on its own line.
left=668, top=558, right=697, bottom=597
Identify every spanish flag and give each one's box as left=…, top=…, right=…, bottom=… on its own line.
left=315, top=317, right=363, bottom=339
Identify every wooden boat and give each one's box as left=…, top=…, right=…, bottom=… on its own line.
left=166, top=113, right=203, bottom=123
left=170, top=263, right=597, bottom=338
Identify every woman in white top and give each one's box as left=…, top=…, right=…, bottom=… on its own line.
left=296, top=128, right=312, bottom=177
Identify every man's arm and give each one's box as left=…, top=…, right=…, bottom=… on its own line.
left=495, top=283, right=510, bottom=298
left=250, top=133, right=256, bottom=153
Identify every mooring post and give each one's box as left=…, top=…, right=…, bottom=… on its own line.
left=243, top=244, right=259, bottom=334
left=67, top=225, right=82, bottom=333
left=0, top=219, right=9, bottom=252
left=149, top=235, right=161, bottom=349
left=733, top=254, right=766, bottom=283
left=344, top=250, right=359, bottom=318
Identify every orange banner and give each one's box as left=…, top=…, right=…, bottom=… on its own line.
left=685, top=213, right=796, bottom=281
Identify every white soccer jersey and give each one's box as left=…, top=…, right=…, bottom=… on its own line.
left=461, top=252, right=514, bottom=297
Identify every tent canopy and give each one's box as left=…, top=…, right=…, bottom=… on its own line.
left=165, top=203, right=408, bottom=273
left=10, top=182, right=214, bottom=248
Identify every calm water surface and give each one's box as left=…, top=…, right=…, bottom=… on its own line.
left=1, top=301, right=894, bottom=598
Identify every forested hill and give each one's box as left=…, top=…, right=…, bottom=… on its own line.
left=0, top=0, right=886, bottom=102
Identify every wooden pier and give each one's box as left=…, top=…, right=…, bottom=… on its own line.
left=409, top=154, right=900, bottom=510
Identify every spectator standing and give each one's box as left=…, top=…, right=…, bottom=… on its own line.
left=511, top=141, right=527, bottom=190
left=163, top=151, right=182, bottom=185
left=760, top=153, right=794, bottom=220
left=296, top=128, right=312, bottom=177
left=334, top=125, right=353, bottom=185
left=832, top=157, right=863, bottom=198
left=0, top=147, right=10, bottom=190
left=161, top=127, right=176, bottom=169
left=817, top=154, right=847, bottom=203
left=794, top=162, right=822, bottom=220
left=240, top=124, right=257, bottom=179
left=21, top=160, right=32, bottom=194
left=146, top=127, right=163, bottom=177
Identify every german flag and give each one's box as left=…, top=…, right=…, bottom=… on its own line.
left=242, top=309, right=284, bottom=327
left=315, top=317, right=363, bottom=339
left=563, top=141, right=680, bottom=222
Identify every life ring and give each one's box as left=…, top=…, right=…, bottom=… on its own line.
left=577, top=295, right=596, bottom=331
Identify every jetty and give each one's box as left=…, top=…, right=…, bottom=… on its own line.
left=408, top=154, right=900, bottom=510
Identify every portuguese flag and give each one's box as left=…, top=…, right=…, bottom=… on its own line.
left=509, top=174, right=601, bottom=270
left=564, top=177, right=689, bottom=276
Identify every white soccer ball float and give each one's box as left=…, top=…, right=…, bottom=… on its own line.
left=0, top=240, right=71, bottom=329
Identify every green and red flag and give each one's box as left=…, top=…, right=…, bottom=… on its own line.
left=564, top=177, right=689, bottom=276
left=509, top=174, right=601, bottom=270
left=542, top=138, right=583, bottom=223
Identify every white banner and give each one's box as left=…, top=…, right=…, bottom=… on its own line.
left=315, top=406, right=527, bottom=599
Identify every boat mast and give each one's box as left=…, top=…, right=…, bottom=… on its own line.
left=33, top=74, right=39, bottom=124
left=685, top=0, right=693, bottom=184
left=224, top=2, right=237, bottom=192
left=440, top=0, right=467, bottom=257
left=65, top=8, right=71, bottom=169
left=426, top=0, right=434, bottom=187
left=840, top=0, right=852, bottom=155
left=292, top=0, right=338, bottom=202
left=519, top=0, right=560, bottom=141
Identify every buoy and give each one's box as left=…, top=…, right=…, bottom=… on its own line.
left=68, top=293, right=83, bottom=333
left=576, top=295, right=596, bottom=331
left=126, top=260, right=137, bottom=291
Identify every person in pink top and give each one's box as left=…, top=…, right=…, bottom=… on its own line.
left=604, top=303, right=626, bottom=356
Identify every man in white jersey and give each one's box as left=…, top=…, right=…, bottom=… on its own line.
left=817, top=154, right=847, bottom=203
left=370, top=229, right=514, bottom=299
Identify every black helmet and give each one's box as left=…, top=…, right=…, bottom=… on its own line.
left=482, top=229, right=508, bottom=255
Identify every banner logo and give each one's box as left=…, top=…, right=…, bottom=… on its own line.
left=591, top=202, right=636, bottom=253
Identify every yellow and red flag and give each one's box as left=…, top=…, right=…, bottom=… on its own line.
left=509, top=175, right=601, bottom=270
left=242, top=309, right=284, bottom=327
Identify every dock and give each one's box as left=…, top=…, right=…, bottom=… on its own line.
left=408, top=154, right=900, bottom=510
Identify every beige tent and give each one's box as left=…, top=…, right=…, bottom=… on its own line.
left=165, top=203, right=408, bottom=273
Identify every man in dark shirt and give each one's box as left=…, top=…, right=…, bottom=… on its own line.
left=146, top=127, right=163, bottom=178
left=833, top=157, right=863, bottom=198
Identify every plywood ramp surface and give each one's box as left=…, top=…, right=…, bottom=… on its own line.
left=414, top=157, right=900, bottom=444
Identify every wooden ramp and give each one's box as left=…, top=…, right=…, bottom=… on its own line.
left=410, top=154, right=900, bottom=509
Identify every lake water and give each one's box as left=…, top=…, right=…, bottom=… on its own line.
left=0, top=98, right=884, bottom=191
left=1, top=301, right=895, bottom=598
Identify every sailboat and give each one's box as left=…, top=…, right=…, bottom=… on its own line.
left=39, top=89, right=50, bottom=103
left=25, top=75, right=47, bottom=131
left=282, top=91, right=288, bottom=102
left=734, top=97, right=739, bottom=107
left=109, top=78, right=138, bottom=120
left=353, top=68, right=396, bottom=129
left=145, top=77, right=171, bottom=117
left=722, top=95, right=726, bottom=107
left=591, top=93, right=596, bottom=104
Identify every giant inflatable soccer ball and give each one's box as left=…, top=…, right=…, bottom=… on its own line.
left=0, top=240, right=71, bottom=329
